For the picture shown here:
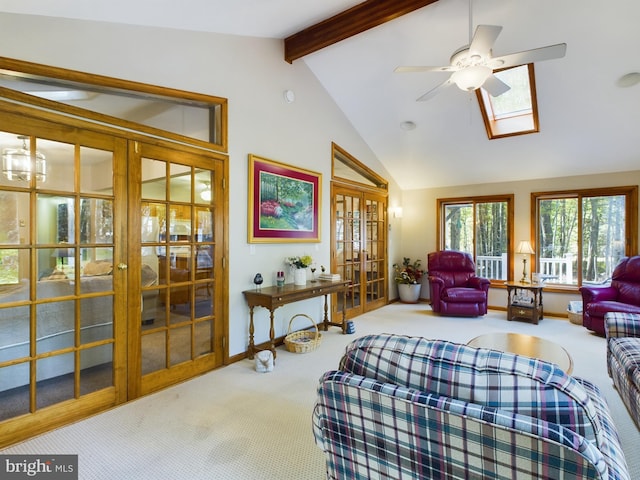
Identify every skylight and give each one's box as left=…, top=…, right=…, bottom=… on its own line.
left=476, top=64, right=539, bottom=139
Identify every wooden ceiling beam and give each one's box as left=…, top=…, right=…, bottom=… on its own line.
left=284, top=0, right=439, bottom=63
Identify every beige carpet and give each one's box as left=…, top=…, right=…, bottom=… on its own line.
left=2, top=304, right=638, bottom=479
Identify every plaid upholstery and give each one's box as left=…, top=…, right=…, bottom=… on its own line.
left=605, top=312, right=640, bottom=339
left=313, top=334, right=630, bottom=480
left=340, top=335, right=599, bottom=440
left=575, top=377, right=631, bottom=480
left=605, top=312, right=640, bottom=429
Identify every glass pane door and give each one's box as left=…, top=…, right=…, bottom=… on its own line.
left=0, top=103, right=226, bottom=448
left=363, top=194, right=387, bottom=311
left=134, top=143, right=222, bottom=396
left=0, top=126, right=123, bottom=435
left=335, top=190, right=362, bottom=317
left=333, top=187, right=388, bottom=318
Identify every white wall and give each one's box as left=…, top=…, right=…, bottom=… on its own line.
left=400, top=170, right=640, bottom=316
left=0, top=13, right=402, bottom=356
left=3, top=13, right=634, bottom=354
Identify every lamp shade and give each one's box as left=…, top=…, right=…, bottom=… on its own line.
left=516, top=240, right=535, bottom=255
left=52, top=247, right=73, bottom=259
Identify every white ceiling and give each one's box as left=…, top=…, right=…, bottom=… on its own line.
left=2, top=0, right=639, bottom=190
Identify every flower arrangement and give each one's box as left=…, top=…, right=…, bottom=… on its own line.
left=393, top=257, right=424, bottom=284
left=285, top=255, right=313, bottom=269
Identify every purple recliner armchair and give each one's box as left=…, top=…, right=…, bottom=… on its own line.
left=580, top=256, right=640, bottom=335
left=427, top=251, right=491, bottom=316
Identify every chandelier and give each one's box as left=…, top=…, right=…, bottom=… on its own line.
left=2, top=135, right=47, bottom=182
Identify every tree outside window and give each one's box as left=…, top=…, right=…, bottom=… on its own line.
left=535, top=187, right=637, bottom=286
left=0, top=192, right=22, bottom=285
left=439, top=195, right=512, bottom=281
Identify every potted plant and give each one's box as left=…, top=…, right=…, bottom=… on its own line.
left=393, top=257, right=424, bottom=303
left=285, top=255, right=313, bottom=285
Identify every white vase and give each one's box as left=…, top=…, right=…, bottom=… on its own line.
left=398, top=283, right=421, bottom=303
left=293, top=268, right=307, bottom=286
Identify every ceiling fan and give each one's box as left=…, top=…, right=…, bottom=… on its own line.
left=395, top=2, right=567, bottom=101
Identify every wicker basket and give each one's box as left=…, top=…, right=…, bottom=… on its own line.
left=284, top=314, right=322, bottom=354
left=567, top=309, right=583, bottom=325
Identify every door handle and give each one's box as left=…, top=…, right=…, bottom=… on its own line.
left=117, top=263, right=128, bottom=270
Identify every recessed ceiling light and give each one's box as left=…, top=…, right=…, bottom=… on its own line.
left=400, top=121, right=416, bottom=131
left=283, top=89, right=296, bottom=103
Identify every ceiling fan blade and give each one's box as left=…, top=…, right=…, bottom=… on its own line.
left=395, top=65, right=453, bottom=73
left=469, top=25, right=502, bottom=56
left=417, top=77, right=453, bottom=101
left=617, top=72, right=640, bottom=88
left=493, top=43, right=567, bottom=69
left=482, top=75, right=510, bottom=97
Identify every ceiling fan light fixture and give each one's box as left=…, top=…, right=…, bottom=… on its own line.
left=2, top=135, right=47, bottom=182
left=200, top=182, right=212, bottom=201
left=451, top=65, right=492, bottom=91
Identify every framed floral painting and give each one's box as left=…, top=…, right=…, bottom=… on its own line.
left=248, top=154, right=321, bottom=243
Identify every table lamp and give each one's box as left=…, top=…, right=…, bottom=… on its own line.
left=516, top=240, right=535, bottom=283
left=52, top=247, right=73, bottom=272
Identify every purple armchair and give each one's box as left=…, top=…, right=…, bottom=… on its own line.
left=580, top=256, right=640, bottom=335
left=427, top=251, right=491, bottom=316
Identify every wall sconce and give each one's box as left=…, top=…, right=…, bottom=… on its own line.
left=516, top=240, right=535, bottom=283
left=389, top=206, right=403, bottom=219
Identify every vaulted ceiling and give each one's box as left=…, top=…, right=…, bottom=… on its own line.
left=2, top=0, right=639, bottom=190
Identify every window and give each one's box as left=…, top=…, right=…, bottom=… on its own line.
left=476, top=64, right=539, bottom=139
left=438, top=195, right=513, bottom=281
left=534, top=187, right=638, bottom=287
left=0, top=57, right=227, bottom=152
left=0, top=191, right=19, bottom=284
left=332, top=143, right=387, bottom=190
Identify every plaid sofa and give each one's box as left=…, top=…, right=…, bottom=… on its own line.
left=313, top=334, right=629, bottom=480
left=605, top=312, right=640, bottom=429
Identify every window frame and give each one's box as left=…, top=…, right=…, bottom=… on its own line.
left=437, top=194, right=514, bottom=284
left=532, top=186, right=638, bottom=289
left=331, top=142, right=388, bottom=190
left=0, top=56, right=228, bottom=153
left=476, top=64, right=539, bottom=140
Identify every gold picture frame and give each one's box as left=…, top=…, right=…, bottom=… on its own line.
left=248, top=154, right=321, bottom=243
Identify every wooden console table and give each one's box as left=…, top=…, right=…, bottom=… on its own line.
left=243, top=280, right=350, bottom=360
left=505, top=281, right=544, bottom=324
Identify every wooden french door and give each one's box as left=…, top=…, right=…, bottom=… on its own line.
left=129, top=142, right=225, bottom=397
left=332, top=185, right=387, bottom=319
left=0, top=102, right=226, bottom=447
left=0, top=109, right=127, bottom=446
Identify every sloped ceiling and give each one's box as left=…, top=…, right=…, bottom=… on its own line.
left=1, top=0, right=639, bottom=189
